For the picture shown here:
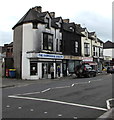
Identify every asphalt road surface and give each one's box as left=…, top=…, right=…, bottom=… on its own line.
left=2, top=74, right=112, bottom=119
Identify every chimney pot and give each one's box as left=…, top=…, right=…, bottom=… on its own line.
left=63, top=19, right=69, bottom=23
left=50, top=12, right=55, bottom=18
left=32, top=6, right=42, bottom=13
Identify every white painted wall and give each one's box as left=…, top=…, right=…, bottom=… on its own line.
left=103, top=49, right=114, bottom=58
left=21, top=20, right=62, bottom=80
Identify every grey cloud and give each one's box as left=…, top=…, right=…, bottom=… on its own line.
left=72, top=11, right=112, bottom=41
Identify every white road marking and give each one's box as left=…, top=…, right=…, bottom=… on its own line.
left=6, top=105, right=10, bottom=108
left=20, top=91, right=40, bottom=95
left=74, top=116, right=78, bottom=119
left=106, top=98, right=114, bottom=109
left=41, top=88, right=51, bottom=93
left=58, top=114, right=62, bottom=117
left=44, top=112, right=47, bottom=114
left=18, top=107, right=22, bottom=109
left=72, top=84, right=75, bottom=87
left=30, top=109, right=34, bottom=111
left=53, top=86, right=70, bottom=89
left=8, top=95, right=107, bottom=111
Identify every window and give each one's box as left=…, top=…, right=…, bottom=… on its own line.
left=84, top=43, right=90, bottom=56
left=93, top=46, right=97, bottom=56
left=7, top=48, right=10, bottom=52
left=99, top=47, right=103, bottom=57
left=43, top=33, right=53, bottom=51
left=45, top=17, right=50, bottom=28
left=33, top=22, right=38, bottom=29
left=75, top=41, right=78, bottom=53
left=30, top=62, right=37, bottom=75
left=70, top=27, right=74, bottom=32
left=60, top=39, right=62, bottom=52
left=56, top=39, right=58, bottom=52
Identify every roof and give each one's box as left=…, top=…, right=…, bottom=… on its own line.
left=62, top=22, right=84, bottom=36
left=103, top=40, right=114, bottom=49
left=51, top=17, right=62, bottom=28
left=88, top=32, right=95, bottom=40
left=97, top=38, right=104, bottom=43
left=12, top=8, right=50, bottom=29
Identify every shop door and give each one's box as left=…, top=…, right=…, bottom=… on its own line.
left=42, top=63, right=48, bottom=78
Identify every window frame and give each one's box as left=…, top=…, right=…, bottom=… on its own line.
left=43, top=33, right=53, bottom=51
left=84, top=43, right=90, bottom=56
left=75, top=41, right=78, bottom=53
left=30, top=62, right=37, bottom=76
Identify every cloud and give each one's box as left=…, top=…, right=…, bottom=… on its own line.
left=0, top=31, right=13, bottom=46
left=0, top=0, right=112, bottom=45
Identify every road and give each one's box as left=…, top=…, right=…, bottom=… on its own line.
left=2, top=74, right=112, bottom=119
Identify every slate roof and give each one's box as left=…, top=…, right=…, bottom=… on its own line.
left=51, top=17, right=62, bottom=28
left=88, top=32, right=96, bottom=40
left=12, top=8, right=50, bottom=29
left=62, top=22, right=84, bottom=36
left=103, top=41, right=114, bottom=49
left=97, top=38, right=104, bottom=43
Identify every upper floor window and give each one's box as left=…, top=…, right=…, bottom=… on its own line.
left=56, top=39, right=58, bottom=52
left=70, top=27, right=74, bottom=32
left=45, top=17, right=50, bottom=28
left=93, top=46, right=97, bottom=56
left=33, top=22, right=38, bottom=29
left=75, top=41, right=78, bottom=53
left=99, top=47, right=103, bottom=57
left=60, top=39, right=62, bottom=52
left=84, top=43, right=90, bottom=56
left=85, top=31, right=88, bottom=40
left=43, top=33, right=53, bottom=51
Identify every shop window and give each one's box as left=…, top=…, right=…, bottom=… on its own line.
left=30, top=62, right=37, bottom=75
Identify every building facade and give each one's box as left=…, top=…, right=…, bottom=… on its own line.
left=103, top=41, right=114, bottom=66
left=13, top=6, right=104, bottom=80
left=13, top=6, right=63, bottom=79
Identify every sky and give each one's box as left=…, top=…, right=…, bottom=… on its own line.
left=0, top=0, right=113, bottom=46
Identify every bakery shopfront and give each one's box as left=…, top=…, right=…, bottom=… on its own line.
left=24, top=52, right=64, bottom=80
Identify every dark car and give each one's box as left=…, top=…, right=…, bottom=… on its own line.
left=75, top=64, right=97, bottom=78
left=107, top=66, right=114, bottom=74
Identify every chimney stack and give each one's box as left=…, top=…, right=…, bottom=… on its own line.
left=32, top=6, right=42, bottom=13
left=63, top=19, right=70, bottom=23
left=50, top=12, right=55, bottom=18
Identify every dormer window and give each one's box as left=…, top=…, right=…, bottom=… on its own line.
left=45, top=17, right=50, bottom=28
left=85, top=31, right=88, bottom=40
left=33, top=22, right=38, bottom=29
left=70, top=27, right=74, bottom=32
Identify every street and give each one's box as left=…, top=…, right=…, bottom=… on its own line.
left=2, top=74, right=112, bottom=119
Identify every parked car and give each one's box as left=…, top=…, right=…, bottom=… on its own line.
left=107, top=66, right=114, bottom=73
left=75, top=64, right=97, bottom=78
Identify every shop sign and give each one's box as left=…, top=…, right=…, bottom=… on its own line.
left=37, top=53, right=64, bottom=59
left=82, top=57, right=93, bottom=62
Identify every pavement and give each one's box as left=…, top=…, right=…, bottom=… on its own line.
left=1, top=72, right=113, bottom=119
left=1, top=71, right=108, bottom=89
